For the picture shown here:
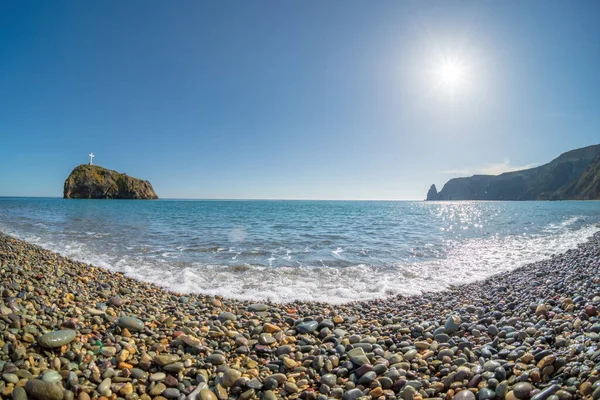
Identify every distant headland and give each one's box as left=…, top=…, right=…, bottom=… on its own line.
left=427, top=144, right=600, bottom=201
left=63, top=164, right=158, bottom=199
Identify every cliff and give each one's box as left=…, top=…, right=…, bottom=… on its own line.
left=558, top=155, right=600, bottom=200
left=63, top=165, right=159, bottom=199
left=427, top=144, right=600, bottom=201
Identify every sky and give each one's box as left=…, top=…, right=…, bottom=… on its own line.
left=1, top=1, right=599, bottom=199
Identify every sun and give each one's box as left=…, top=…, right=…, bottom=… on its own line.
left=437, top=60, right=465, bottom=89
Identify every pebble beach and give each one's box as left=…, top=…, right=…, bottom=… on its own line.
left=1, top=231, right=600, bottom=400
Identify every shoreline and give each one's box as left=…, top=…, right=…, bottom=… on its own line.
left=3, top=221, right=599, bottom=305
left=1, top=232, right=600, bottom=400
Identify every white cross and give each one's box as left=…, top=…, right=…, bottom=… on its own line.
left=89, top=153, right=95, bottom=165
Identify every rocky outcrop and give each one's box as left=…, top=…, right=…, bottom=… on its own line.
left=426, top=184, right=439, bottom=201
left=64, top=165, right=158, bottom=199
left=427, top=144, right=600, bottom=201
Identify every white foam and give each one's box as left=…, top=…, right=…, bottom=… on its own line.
left=1, top=220, right=599, bottom=304
left=332, top=247, right=344, bottom=257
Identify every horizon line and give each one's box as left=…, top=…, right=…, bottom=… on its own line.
left=0, top=195, right=425, bottom=201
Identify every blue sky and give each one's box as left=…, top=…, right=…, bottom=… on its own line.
left=1, top=1, right=599, bottom=199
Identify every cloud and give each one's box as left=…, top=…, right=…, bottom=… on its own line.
left=442, top=159, right=538, bottom=176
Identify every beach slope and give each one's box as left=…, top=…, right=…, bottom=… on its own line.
left=1, top=233, right=600, bottom=399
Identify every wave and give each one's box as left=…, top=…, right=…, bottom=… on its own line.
left=1, top=219, right=598, bottom=304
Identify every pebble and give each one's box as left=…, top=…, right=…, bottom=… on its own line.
left=98, top=378, right=112, bottom=396
left=150, top=372, right=166, bottom=381
left=3, top=231, right=600, bottom=400
left=12, top=386, right=27, bottom=400
left=37, top=330, right=76, bottom=348
left=207, top=353, right=226, bottom=365
left=41, top=370, right=62, bottom=383
left=117, top=316, right=144, bottom=332
left=513, top=382, right=534, bottom=399
left=25, top=379, right=64, bottom=400
left=222, top=368, right=241, bottom=387
left=199, top=388, right=218, bottom=400
left=297, top=320, right=319, bottom=333
left=454, top=390, right=476, bottom=400
left=248, top=303, right=268, bottom=312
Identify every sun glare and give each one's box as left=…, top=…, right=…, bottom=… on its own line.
left=437, top=60, right=465, bottom=89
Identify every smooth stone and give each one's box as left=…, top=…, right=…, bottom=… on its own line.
left=531, top=385, right=560, bottom=400
left=199, top=388, right=218, bottom=400
left=513, top=382, right=534, bottom=399
left=25, top=379, right=64, bottom=400
left=149, top=383, right=167, bottom=396
left=98, top=378, right=112, bottom=396
left=2, top=373, right=19, bottom=384
left=130, top=368, right=148, bottom=380
left=435, top=333, right=451, bottom=343
left=222, top=369, right=242, bottom=387
left=12, top=386, right=27, bottom=400
left=496, top=382, right=510, bottom=399
left=484, top=361, right=501, bottom=372
left=321, top=374, right=337, bottom=387
left=248, top=304, right=268, bottom=312
left=154, top=354, right=180, bottom=366
left=343, top=388, right=364, bottom=400
left=334, top=329, right=349, bottom=337
left=263, top=391, right=277, bottom=400
left=284, top=382, right=299, bottom=393
left=150, top=372, right=166, bottom=381
left=37, top=330, right=76, bottom=348
left=358, top=371, right=376, bottom=385
left=207, top=354, right=226, bottom=365
left=445, top=315, right=461, bottom=333
left=162, top=362, right=184, bottom=372
left=297, top=321, right=319, bottom=333
left=479, top=388, right=495, bottom=400
left=108, top=296, right=123, bottom=307
left=258, top=333, right=277, bottom=345
left=100, top=346, right=117, bottom=357
left=217, top=312, right=237, bottom=322
left=163, top=388, right=180, bottom=398
left=41, top=370, right=62, bottom=383
left=247, top=379, right=263, bottom=390
left=348, top=347, right=370, bottom=366
left=404, top=349, right=418, bottom=360
left=454, top=390, right=476, bottom=400
left=401, top=386, right=416, bottom=400
left=117, top=316, right=144, bottom=332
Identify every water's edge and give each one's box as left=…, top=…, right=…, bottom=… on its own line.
left=2, top=199, right=599, bottom=303
left=2, top=227, right=598, bottom=305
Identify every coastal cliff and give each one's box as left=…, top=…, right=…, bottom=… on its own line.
left=427, top=144, right=600, bottom=200
left=558, top=155, right=600, bottom=200
left=63, top=165, right=158, bottom=199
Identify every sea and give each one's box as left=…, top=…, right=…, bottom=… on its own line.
left=1, top=198, right=599, bottom=304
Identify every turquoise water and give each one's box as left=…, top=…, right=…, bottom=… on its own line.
left=1, top=198, right=599, bottom=303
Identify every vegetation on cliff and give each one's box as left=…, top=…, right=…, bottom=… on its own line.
left=63, top=165, right=158, bottom=199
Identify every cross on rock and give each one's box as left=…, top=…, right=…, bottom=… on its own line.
left=89, top=153, right=95, bottom=165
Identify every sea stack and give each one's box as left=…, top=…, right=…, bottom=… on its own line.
left=426, top=184, right=439, bottom=201
left=63, top=164, right=158, bottom=199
